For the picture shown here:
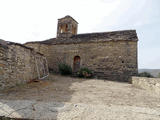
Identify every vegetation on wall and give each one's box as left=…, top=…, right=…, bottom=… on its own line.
left=138, top=72, right=154, bottom=78
left=77, top=67, right=93, bottom=78
left=58, top=63, right=72, bottom=75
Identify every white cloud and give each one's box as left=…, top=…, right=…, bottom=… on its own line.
left=0, top=0, right=122, bottom=43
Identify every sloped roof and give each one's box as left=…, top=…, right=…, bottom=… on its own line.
left=0, top=39, right=9, bottom=49
left=25, top=30, right=138, bottom=45
left=0, top=39, right=44, bottom=55
left=58, top=15, right=78, bottom=24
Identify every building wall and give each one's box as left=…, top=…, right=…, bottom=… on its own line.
left=0, top=43, right=47, bottom=90
left=26, top=40, right=138, bottom=82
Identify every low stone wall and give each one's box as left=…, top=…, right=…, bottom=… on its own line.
left=132, top=77, right=160, bottom=95
left=0, top=41, right=48, bottom=90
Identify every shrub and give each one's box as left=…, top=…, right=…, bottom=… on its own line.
left=157, top=73, right=160, bottom=78
left=77, top=67, right=93, bottom=78
left=138, top=72, right=154, bottom=78
left=58, top=63, right=72, bottom=75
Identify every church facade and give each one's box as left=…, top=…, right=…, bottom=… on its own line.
left=25, top=15, right=138, bottom=81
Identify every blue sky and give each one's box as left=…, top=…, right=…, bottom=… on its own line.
left=0, top=0, right=159, bottom=69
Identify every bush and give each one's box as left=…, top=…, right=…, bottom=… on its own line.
left=157, top=73, right=160, bottom=78
left=58, top=63, right=72, bottom=75
left=77, top=67, right=93, bottom=78
left=138, top=72, right=154, bottom=78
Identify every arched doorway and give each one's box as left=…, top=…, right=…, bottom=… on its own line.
left=73, top=56, right=80, bottom=72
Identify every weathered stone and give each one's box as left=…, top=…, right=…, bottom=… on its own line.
left=0, top=100, right=160, bottom=120
left=132, top=77, right=160, bottom=95
left=0, top=42, right=48, bottom=90
left=25, top=15, right=138, bottom=82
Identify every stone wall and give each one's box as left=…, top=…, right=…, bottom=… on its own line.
left=132, top=77, right=160, bottom=95
left=0, top=42, right=48, bottom=90
left=57, top=15, right=78, bottom=38
left=26, top=40, right=137, bottom=82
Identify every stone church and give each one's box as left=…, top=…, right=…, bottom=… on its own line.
left=25, top=15, right=138, bottom=82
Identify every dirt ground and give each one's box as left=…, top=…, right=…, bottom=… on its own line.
left=0, top=74, right=160, bottom=119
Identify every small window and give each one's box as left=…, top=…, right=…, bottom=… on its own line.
left=60, top=29, right=63, bottom=33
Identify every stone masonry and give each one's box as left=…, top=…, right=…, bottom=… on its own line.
left=132, top=77, right=160, bottom=95
left=0, top=39, right=48, bottom=90
left=25, top=15, right=138, bottom=82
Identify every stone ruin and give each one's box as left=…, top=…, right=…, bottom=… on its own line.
left=0, top=39, right=48, bottom=90
left=25, top=15, right=139, bottom=82
left=0, top=15, right=139, bottom=89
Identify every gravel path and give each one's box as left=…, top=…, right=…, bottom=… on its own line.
left=0, top=74, right=160, bottom=119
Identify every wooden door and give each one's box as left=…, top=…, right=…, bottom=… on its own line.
left=73, top=56, right=80, bottom=72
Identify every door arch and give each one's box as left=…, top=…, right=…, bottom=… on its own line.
left=73, top=56, right=80, bottom=72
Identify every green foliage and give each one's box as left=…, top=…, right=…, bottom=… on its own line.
left=138, top=72, right=154, bottom=78
left=58, top=63, right=72, bottom=75
left=157, top=73, right=160, bottom=78
left=77, top=67, right=93, bottom=78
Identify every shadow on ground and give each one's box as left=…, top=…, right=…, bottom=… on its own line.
left=0, top=74, right=160, bottom=119
left=0, top=74, right=90, bottom=119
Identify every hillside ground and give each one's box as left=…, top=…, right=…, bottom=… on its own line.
left=0, top=74, right=160, bottom=119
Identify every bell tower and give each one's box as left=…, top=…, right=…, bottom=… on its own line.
left=57, top=15, right=78, bottom=38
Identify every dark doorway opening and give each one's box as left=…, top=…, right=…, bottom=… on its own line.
left=73, top=56, right=80, bottom=72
